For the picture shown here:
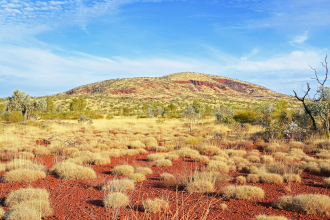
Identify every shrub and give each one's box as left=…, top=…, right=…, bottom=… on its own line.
left=135, top=167, right=153, bottom=175
left=105, top=114, right=114, bottom=119
left=0, top=207, right=4, bottom=219
left=147, top=154, right=166, bottom=161
left=154, top=159, right=172, bottom=167
left=0, top=163, right=6, bottom=172
left=160, top=173, right=174, bottom=181
left=283, top=174, right=301, bottom=183
left=273, top=194, right=330, bottom=215
left=199, top=146, right=220, bottom=156
left=104, top=192, right=129, bottom=208
left=6, top=206, right=39, bottom=220
left=186, top=180, right=214, bottom=194
left=260, top=155, right=274, bottom=164
left=7, top=111, right=23, bottom=123
left=129, top=173, right=146, bottom=182
left=6, top=159, right=44, bottom=171
left=143, top=137, right=158, bottom=149
left=64, top=147, right=79, bottom=155
left=50, top=161, right=96, bottom=179
left=5, top=188, right=50, bottom=207
left=102, top=178, right=135, bottom=192
left=112, top=165, right=134, bottom=176
left=247, top=156, right=260, bottom=163
left=323, top=178, right=330, bottom=188
left=129, top=140, right=146, bottom=149
left=253, top=215, right=289, bottom=220
left=236, top=176, right=246, bottom=184
left=3, top=169, right=46, bottom=183
left=208, top=161, right=229, bottom=173
left=194, top=155, right=209, bottom=163
left=143, top=198, right=169, bottom=213
left=221, top=185, right=264, bottom=200
left=259, top=173, right=283, bottom=184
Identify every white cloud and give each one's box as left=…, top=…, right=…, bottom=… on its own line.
left=241, top=48, right=259, bottom=60
left=290, top=31, right=308, bottom=44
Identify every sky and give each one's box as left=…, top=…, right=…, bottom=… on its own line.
left=1, top=0, right=330, bottom=97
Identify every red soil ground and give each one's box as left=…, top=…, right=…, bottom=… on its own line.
left=1, top=149, right=330, bottom=220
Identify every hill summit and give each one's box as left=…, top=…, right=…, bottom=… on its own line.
left=63, top=72, right=287, bottom=100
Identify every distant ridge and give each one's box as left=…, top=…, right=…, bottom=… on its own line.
left=60, top=72, right=288, bottom=101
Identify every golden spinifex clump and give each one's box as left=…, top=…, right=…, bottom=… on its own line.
left=5, top=188, right=52, bottom=220
left=50, top=161, right=97, bottom=180
left=3, top=169, right=46, bottom=183
left=253, top=215, right=289, bottom=220
left=143, top=198, right=169, bottom=213
left=154, top=159, right=172, bottom=167
left=112, top=165, right=135, bottom=176
left=134, top=167, right=153, bottom=175
left=102, top=178, right=135, bottom=192
left=273, top=194, right=330, bottom=215
left=186, top=180, right=214, bottom=194
left=104, top=192, right=129, bottom=208
left=221, top=185, right=264, bottom=200
left=129, top=173, right=146, bottom=182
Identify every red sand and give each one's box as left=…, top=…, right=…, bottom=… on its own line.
left=1, top=152, right=330, bottom=220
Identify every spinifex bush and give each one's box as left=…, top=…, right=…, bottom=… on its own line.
left=0, top=207, right=5, bottom=219
left=6, top=159, right=45, bottom=171
left=129, top=173, right=146, bottom=182
left=112, top=165, right=134, bottom=176
left=102, top=178, right=135, bottom=192
left=143, top=198, right=169, bottom=213
left=104, top=192, right=129, bottom=208
left=273, top=194, right=330, bottom=215
left=3, top=168, right=46, bottom=183
left=134, top=167, right=153, bottom=175
left=186, top=180, right=214, bottom=193
left=5, top=188, right=52, bottom=219
left=253, top=215, right=289, bottom=220
left=221, top=185, right=264, bottom=200
left=154, top=159, right=172, bottom=167
left=208, top=160, right=229, bottom=173
left=128, top=140, right=146, bottom=149
left=147, top=153, right=166, bottom=161
left=323, top=178, right=330, bottom=188
left=236, top=176, right=247, bottom=184
left=50, top=161, right=97, bottom=180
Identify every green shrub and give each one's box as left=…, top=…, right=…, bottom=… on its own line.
left=105, top=114, right=114, bottom=119
left=7, top=111, right=23, bottom=123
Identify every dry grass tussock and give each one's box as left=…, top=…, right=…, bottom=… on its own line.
left=221, top=185, right=264, bottom=200
left=226, top=149, right=247, bottom=157
left=5, top=188, right=52, bottom=219
left=71, top=151, right=110, bottom=165
left=104, top=192, right=129, bottom=208
left=194, top=155, right=209, bottom=163
left=3, top=168, right=46, bottom=183
left=273, top=194, right=330, bottom=215
left=199, top=145, right=220, bottom=155
left=253, top=215, right=289, bottom=220
left=236, top=176, right=246, bottom=184
left=0, top=207, right=5, bottom=219
left=143, top=198, right=169, bottom=213
left=260, top=155, right=274, bottom=164
left=208, top=160, right=229, bottom=173
left=102, top=178, right=135, bottom=192
left=170, top=147, right=200, bottom=159
left=128, top=140, right=146, bottom=149
left=283, top=174, right=301, bottom=183
left=154, top=159, right=172, bottom=167
left=50, top=161, right=97, bottom=179
left=129, top=173, right=146, bottom=182
left=160, top=173, right=174, bottom=181
left=146, top=153, right=166, bottom=161
left=5, top=159, right=44, bottom=171
left=186, top=180, right=214, bottom=193
left=112, top=165, right=134, bottom=176
left=323, top=178, right=330, bottom=188
left=0, top=163, right=6, bottom=172
left=134, top=167, right=153, bottom=175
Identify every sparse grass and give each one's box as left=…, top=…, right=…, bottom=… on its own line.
left=186, top=180, right=214, bottom=193
left=112, top=165, right=135, bottom=176
left=221, top=185, right=264, bottom=200
left=102, top=178, right=135, bottom=192
left=104, top=192, right=129, bottom=208
left=50, top=161, right=97, bottom=179
left=129, top=173, right=146, bottom=182
left=3, top=168, right=46, bottom=183
left=134, top=167, right=153, bottom=175
left=273, top=194, right=330, bottom=215
left=143, top=198, right=169, bottom=213
left=253, top=215, right=289, bottom=220
left=154, top=159, right=172, bottom=167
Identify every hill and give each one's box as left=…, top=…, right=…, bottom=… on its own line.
left=61, top=72, right=289, bottom=102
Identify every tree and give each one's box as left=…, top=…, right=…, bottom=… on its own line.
left=168, top=102, right=177, bottom=112
left=69, top=98, right=87, bottom=112
left=6, top=90, right=47, bottom=120
left=293, top=55, right=329, bottom=133
left=192, top=99, right=206, bottom=123
left=181, top=105, right=198, bottom=132
left=214, top=105, right=235, bottom=124
left=45, top=97, right=55, bottom=112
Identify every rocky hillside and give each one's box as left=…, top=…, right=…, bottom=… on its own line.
left=62, top=72, right=288, bottom=101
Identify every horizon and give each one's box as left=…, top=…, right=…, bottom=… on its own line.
left=1, top=0, right=330, bottom=98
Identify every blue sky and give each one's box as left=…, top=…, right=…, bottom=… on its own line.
left=1, top=0, right=330, bottom=97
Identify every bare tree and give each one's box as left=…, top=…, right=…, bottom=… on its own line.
left=293, top=55, right=328, bottom=132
